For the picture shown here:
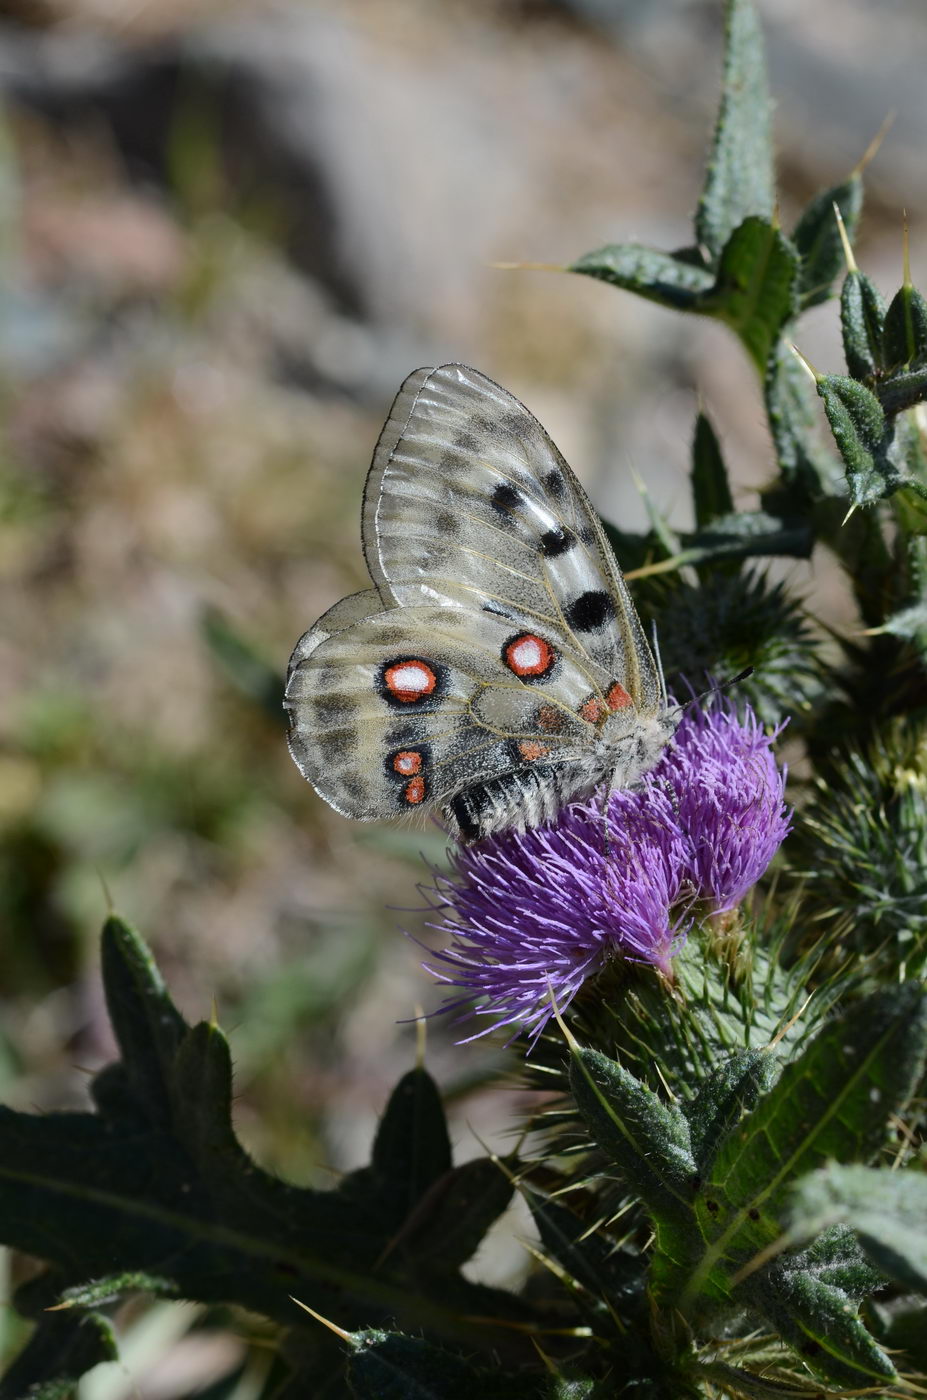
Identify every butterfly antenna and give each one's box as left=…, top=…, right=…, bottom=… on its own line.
left=671, top=666, right=754, bottom=717
left=650, top=621, right=669, bottom=709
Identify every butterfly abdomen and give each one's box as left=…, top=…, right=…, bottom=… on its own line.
left=444, top=760, right=603, bottom=843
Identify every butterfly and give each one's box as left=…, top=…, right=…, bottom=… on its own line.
left=285, top=364, right=678, bottom=843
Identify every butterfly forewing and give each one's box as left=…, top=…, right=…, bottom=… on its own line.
left=362, top=364, right=660, bottom=712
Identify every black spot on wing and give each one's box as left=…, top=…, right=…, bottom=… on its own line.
left=456, top=430, right=479, bottom=453
left=565, top=590, right=616, bottom=631
left=434, top=508, right=459, bottom=536
left=543, top=469, right=566, bottom=499
left=313, top=694, right=359, bottom=726
left=578, top=525, right=596, bottom=546
left=540, top=526, right=575, bottom=557
left=500, top=410, right=528, bottom=435
left=491, top=481, right=523, bottom=516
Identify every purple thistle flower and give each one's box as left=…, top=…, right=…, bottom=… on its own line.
left=654, top=699, right=791, bottom=914
left=424, top=697, right=790, bottom=1042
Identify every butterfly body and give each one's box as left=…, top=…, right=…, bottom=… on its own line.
left=285, top=364, right=677, bottom=842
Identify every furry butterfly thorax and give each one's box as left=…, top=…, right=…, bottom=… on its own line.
left=285, top=364, right=678, bottom=843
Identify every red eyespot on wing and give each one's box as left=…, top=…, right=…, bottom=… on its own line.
left=393, top=750, right=423, bottom=776
left=503, top=633, right=555, bottom=678
left=518, top=740, right=550, bottom=761
left=383, top=659, right=438, bottom=703
left=607, top=682, right=633, bottom=711
left=403, top=775, right=426, bottom=804
left=580, top=696, right=607, bottom=724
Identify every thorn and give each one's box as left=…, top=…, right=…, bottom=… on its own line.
left=488, top=260, right=565, bottom=272
left=547, top=977, right=579, bottom=1052
left=209, top=996, right=220, bottom=1029
left=854, top=109, right=895, bottom=176
left=903, top=208, right=912, bottom=288
left=45, top=1300, right=75, bottom=1312
left=94, top=867, right=115, bottom=915
left=730, top=1231, right=794, bottom=1287
left=414, top=1003, right=427, bottom=1068
left=841, top=502, right=859, bottom=526
left=530, top=1336, right=559, bottom=1375
left=833, top=201, right=858, bottom=273
left=290, top=1298, right=354, bottom=1343
left=789, top=342, right=820, bottom=384
left=766, top=990, right=815, bottom=1050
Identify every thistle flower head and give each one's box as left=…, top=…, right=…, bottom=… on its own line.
left=424, top=697, right=790, bottom=1043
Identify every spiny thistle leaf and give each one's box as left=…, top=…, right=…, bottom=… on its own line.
left=685, top=1048, right=777, bottom=1174
left=764, top=340, right=843, bottom=502
left=691, top=411, right=735, bottom=532
left=883, top=277, right=927, bottom=371
left=746, top=1266, right=896, bottom=1388
left=680, top=984, right=927, bottom=1311
left=343, top=1329, right=542, bottom=1400
left=570, top=243, right=713, bottom=309
left=841, top=267, right=887, bottom=381
left=574, top=218, right=799, bottom=379
left=568, top=1046, right=697, bottom=1214
left=701, top=217, right=800, bottom=373
left=815, top=371, right=889, bottom=505
left=786, top=1163, right=927, bottom=1291
left=0, top=914, right=537, bottom=1384
left=793, top=718, right=927, bottom=971
left=695, top=0, right=775, bottom=264
left=791, top=172, right=863, bottom=310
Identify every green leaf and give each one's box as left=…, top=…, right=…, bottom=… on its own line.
left=787, top=1162, right=927, bottom=1290
left=695, top=0, right=775, bottom=264
left=526, top=1191, right=646, bottom=1307
left=575, top=218, right=799, bottom=379
left=697, top=1360, right=839, bottom=1397
left=883, top=277, right=927, bottom=370
left=370, top=1068, right=453, bottom=1225
left=570, top=243, right=713, bottom=311
left=400, top=1157, right=514, bottom=1273
left=815, top=372, right=888, bottom=504
left=0, top=1311, right=117, bottom=1400
left=679, top=985, right=927, bottom=1311
left=749, top=1267, right=895, bottom=1388
left=691, top=412, right=734, bottom=531
left=702, top=218, right=800, bottom=373
left=0, top=918, right=535, bottom=1349
left=764, top=341, right=842, bottom=501
left=99, top=914, right=187, bottom=1130
left=625, top=511, right=812, bottom=578
left=685, top=1049, right=776, bottom=1173
left=841, top=268, right=887, bottom=381
left=874, top=363, right=927, bottom=415
left=785, top=1224, right=883, bottom=1300
left=346, top=1330, right=541, bottom=1400
left=569, top=1046, right=696, bottom=1215
left=792, top=173, right=863, bottom=310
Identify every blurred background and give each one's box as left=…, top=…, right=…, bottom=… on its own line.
left=1, top=0, right=926, bottom=1391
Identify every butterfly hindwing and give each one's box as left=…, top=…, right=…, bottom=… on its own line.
left=361, top=363, right=662, bottom=714
left=285, top=603, right=609, bottom=822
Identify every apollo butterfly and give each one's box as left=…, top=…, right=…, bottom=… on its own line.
left=285, top=364, right=677, bottom=842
